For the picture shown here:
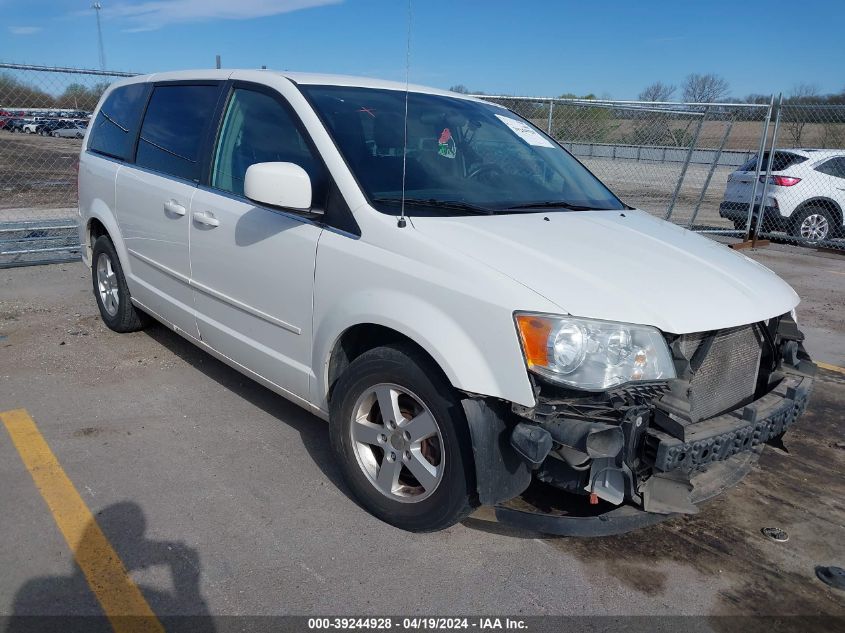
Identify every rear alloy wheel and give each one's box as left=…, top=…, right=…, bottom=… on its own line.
left=330, top=344, right=477, bottom=532
left=91, top=235, right=149, bottom=333
left=792, top=206, right=833, bottom=244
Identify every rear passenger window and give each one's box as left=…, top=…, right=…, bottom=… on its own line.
left=770, top=152, right=807, bottom=171
left=740, top=152, right=807, bottom=173
left=135, top=84, right=220, bottom=182
left=211, top=88, right=322, bottom=197
left=88, top=83, right=148, bottom=161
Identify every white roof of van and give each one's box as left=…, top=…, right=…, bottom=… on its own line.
left=123, top=69, right=493, bottom=104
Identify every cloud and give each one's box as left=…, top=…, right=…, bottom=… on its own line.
left=103, top=0, right=342, bottom=31
left=9, top=26, right=43, bottom=35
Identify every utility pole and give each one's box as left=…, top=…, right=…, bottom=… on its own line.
left=92, top=2, right=106, bottom=70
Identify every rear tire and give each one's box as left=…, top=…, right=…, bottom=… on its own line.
left=791, top=206, right=834, bottom=244
left=91, top=235, right=149, bottom=333
left=329, top=343, right=478, bottom=532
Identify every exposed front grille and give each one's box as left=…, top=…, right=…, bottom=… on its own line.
left=678, top=325, right=764, bottom=422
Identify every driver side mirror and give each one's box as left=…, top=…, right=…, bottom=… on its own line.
left=244, top=162, right=315, bottom=213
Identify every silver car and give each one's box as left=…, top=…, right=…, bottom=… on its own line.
left=52, top=122, right=87, bottom=139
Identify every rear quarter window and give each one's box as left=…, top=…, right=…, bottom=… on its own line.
left=739, top=151, right=808, bottom=172
left=135, top=84, right=221, bottom=182
left=87, top=83, right=149, bottom=161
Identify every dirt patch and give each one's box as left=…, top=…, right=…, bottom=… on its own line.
left=0, top=131, right=80, bottom=211
left=544, top=369, right=845, bottom=623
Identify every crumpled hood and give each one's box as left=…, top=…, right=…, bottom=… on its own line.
left=411, top=209, right=798, bottom=334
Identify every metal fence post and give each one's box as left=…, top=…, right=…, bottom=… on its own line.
left=743, top=95, right=774, bottom=239
left=547, top=99, right=554, bottom=135
left=753, top=93, right=783, bottom=241
left=665, top=105, right=709, bottom=221
left=688, top=116, right=734, bottom=228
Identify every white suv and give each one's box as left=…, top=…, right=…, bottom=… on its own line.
left=78, top=70, right=815, bottom=534
left=720, top=149, right=845, bottom=243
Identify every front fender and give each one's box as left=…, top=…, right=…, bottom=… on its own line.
left=311, top=286, right=534, bottom=411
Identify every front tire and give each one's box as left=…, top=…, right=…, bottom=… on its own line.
left=91, top=235, right=148, bottom=333
left=329, top=344, right=478, bottom=532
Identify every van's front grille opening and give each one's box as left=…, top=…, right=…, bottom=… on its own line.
left=676, top=325, right=764, bottom=422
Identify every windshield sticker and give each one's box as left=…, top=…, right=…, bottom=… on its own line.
left=494, top=114, right=554, bottom=148
left=438, top=128, right=457, bottom=159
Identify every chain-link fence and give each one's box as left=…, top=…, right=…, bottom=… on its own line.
left=479, top=95, right=845, bottom=251
left=2, top=63, right=844, bottom=267
left=0, top=63, right=136, bottom=266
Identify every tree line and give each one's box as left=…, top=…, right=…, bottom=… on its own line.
left=0, top=73, right=111, bottom=111
left=640, top=74, right=845, bottom=106
left=450, top=74, right=845, bottom=149
left=451, top=73, right=845, bottom=107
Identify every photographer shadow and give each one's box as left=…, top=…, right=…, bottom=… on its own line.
left=7, top=501, right=214, bottom=633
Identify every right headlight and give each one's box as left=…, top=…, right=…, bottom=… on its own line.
left=515, top=313, right=676, bottom=390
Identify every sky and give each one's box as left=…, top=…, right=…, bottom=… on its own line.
left=2, top=0, right=843, bottom=100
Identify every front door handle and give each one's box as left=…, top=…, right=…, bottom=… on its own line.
left=192, top=211, right=220, bottom=228
left=163, top=199, right=186, bottom=216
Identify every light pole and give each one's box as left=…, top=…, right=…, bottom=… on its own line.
left=92, top=2, right=106, bottom=70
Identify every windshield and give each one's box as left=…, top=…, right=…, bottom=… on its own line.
left=300, top=85, right=625, bottom=214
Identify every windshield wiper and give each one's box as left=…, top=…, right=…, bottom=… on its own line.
left=505, top=201, right=612, bottom=211
left=372, top=197, right=494, bottom=215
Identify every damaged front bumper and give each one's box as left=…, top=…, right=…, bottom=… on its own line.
left=466, top=314, right=816, bottom=536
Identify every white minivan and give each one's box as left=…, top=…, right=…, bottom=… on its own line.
left=78, top=70, right=815, bottom=534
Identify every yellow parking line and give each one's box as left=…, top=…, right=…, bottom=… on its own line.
left=0, top=409, right=163, bottom=633
left=817, top=361, right=845, bottom=375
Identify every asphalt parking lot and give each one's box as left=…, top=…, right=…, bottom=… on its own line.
left=0, top=246, right=843, bottom=629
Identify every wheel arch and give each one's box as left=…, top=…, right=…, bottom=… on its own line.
left=793, top=197, right=843, bottom=226
left=325, top=323, right=454, bottom=406
left=82, top=204, right=129, bottom=273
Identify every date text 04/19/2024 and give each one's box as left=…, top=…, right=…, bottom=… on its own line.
left=307, top=618, right=528, bottom=630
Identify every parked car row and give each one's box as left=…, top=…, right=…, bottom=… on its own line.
left=0, top=108, right=91, bottom=119
left=0, top=116, right=88, bottom=138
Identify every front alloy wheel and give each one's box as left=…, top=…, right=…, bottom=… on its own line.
left=330, top=343, right=477, bottom=532
left=350, top=383, right=444, bottom=502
